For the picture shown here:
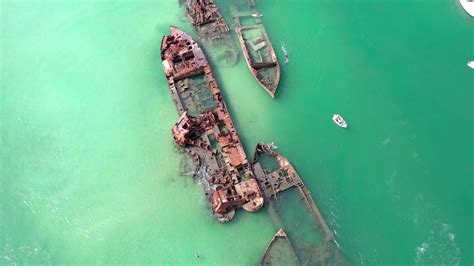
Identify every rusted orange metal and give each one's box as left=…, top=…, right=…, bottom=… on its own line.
left=161, top=27, right=263, bottom=222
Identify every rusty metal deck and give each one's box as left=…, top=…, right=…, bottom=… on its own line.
left=160, top=27, right=264, bottom=222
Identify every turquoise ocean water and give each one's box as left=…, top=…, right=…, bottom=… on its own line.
left=1, top=0, right=472, bottom=264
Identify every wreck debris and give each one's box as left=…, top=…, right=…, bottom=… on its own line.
left=254, top=143, right=347, bottom=265
left=184, top=0, right=229, bottom=35
left=183, top=0, right=238, bottom=67
left=161, top=26, right=264, bottom=222
left=234, top=15, right=280, bottom=97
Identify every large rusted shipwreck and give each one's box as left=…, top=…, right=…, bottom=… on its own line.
left=161, top=26, right=264, bottom=222
left=182, top=0, right=238, bottom=67
left=234, top=15, right=280, bottom=97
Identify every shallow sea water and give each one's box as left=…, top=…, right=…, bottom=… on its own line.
left=1, top=0, right=473, bottom=264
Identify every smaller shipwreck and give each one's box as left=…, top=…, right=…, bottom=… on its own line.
left=234, top=15, right=280, bottom=97
left=161, top=27, right=263, bottom=222
left=253, top=143, right=347, bottom=265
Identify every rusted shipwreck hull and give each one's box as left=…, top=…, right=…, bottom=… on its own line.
left=234, top=15, right=280, bottom=97
left=161, top=26, right=264, bottom=222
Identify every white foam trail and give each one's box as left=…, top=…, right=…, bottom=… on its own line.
left=281, top=42, right=289, bottom=64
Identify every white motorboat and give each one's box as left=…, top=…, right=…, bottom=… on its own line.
left=468, top=61, right=474, bottom=69
left=252, top=12, right=263, bottom=18
left=460, top=0, right=474, bottom=17
left=332, top=114, right=347, bottom=128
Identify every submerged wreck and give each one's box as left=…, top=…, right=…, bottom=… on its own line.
left=182, top=0, right=238, bottom=67
left=234, top=15, right=280, bottom=97
left=253, top=143, right=347, bottom=265
left=261, top=229, right=298, bottom=265
left=161, top=26, right=264, bottom=222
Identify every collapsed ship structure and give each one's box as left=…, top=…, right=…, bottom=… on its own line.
left=184, top=0, right=229, bottom=37
left=160, top=26, right=264, bottom=222
left=182, top=0, right=239, bottom=67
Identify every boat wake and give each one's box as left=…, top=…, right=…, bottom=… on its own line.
left=412, top=196, right=461, bottom=265
left=281, top=42, right=289, bottom=64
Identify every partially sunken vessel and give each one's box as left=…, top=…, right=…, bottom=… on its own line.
left=234, top=14, right=280, bottom=97
left=253, top=143, right=347, bottom=265
left=161, top=26, right=264, bottom=222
